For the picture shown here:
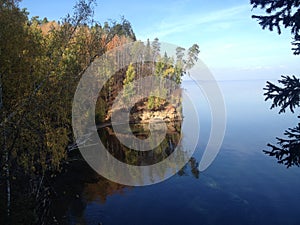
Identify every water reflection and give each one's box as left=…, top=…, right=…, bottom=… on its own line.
left=49, top=160, right=130, bottom=225
left=98, top=122, right=182, bottom=166
left=178, top=157, right=200, bottom=179
left=50, top=122, right=199, bottom=224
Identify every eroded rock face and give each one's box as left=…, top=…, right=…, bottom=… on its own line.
left=104, top=95, right=183, bottom=125
left=130, top=105, right=182, bottom=124
left=106, top=105, right=182, bottom=124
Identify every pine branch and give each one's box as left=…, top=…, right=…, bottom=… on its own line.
left=264, top=75, right=300, bottom=113
left=251, top=0, right=300, bottom=54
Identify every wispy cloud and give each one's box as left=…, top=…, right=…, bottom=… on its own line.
left=138, top=4, right=250, bottom=40
left=134, top=2, right=299, bottom=80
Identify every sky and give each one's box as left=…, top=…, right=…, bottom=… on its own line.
left=20, top=0, right=299, bottom=81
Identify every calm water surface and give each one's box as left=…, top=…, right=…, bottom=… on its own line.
left=56, top=79, right=300, bottom=225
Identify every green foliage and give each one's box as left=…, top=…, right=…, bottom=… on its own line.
left=152, top=37, right=160, bottom=60
left=95, top=98, right=108, bottom=123
left=147, top=95, right=156, bottom=110
left=147, top=91, right=165, bottom=111
left=251, top=0, right=300, bottom=54
left=123, top=63, right=136, bottom=103
left=124, top=63, right=136, bottom=84
left=186, top=44, right=200, bottom=70
left=104, top=16, right=136, bottom=41
left=155, top=60, right=165, bottom=77
left=0, top=0, right=137, bottom=223
left=0, top=1, right=199, bottom=221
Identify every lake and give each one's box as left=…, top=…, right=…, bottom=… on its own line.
left=51, top=79, right=300, bottom=225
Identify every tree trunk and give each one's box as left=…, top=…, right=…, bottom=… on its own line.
left=5, top=138, right=11, bottom=219
left=0, top=73, right=11, bottom=221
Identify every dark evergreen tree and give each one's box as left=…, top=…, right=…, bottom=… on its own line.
left=251, top=0, right=300, bottom=167
left=251, top=0, right=300, bottom=55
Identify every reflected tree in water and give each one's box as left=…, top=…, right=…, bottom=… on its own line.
left=178, top=157, right=200, bottom=179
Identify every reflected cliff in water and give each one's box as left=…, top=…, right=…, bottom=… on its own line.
left=49, top=122, right=200, bottom=225
left=98, top=122, right=182, bottom=166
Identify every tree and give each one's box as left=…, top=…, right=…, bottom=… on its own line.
left=0, top=0, right=35, bottom=220
left=145, top=38, right=152, bottom=62
left=123, top=63, right=136, bottom=104
left=185, top=44, right=200, bottom=71
left=0, top=0, right=119, bottom=223
left=109, top=16, right=136, bottom=41
left=264, top=75, right=300, bottom=114
left=251, top=0, right=300, bottom=55
left=262, top=76, right=300, bottom=167
left=0, top=0, right=140, bottom=222
left=176, top=46, right=185, bottom=63
left=152, top=37, right=160, bottom=62
left=264, top=122, right=300, bottom=168
left=251, top=0, right=300, bottom=167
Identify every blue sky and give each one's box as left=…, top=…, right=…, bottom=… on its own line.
left=20, top=0, right=299, bottom=80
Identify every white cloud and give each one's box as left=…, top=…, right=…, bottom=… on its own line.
left=138, top=4, right=250, bottom=40
left=135, top=3, right=299, bottom=80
